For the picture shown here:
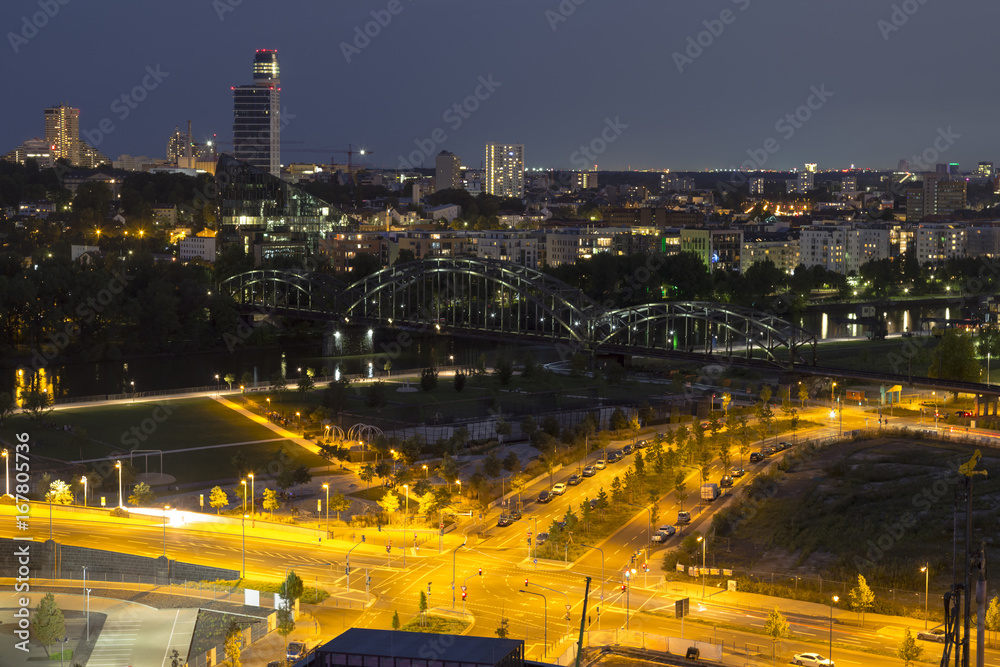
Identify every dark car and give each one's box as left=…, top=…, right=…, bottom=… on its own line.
left=676, top=510, right=691, bottom=525
left=622, top=444, right=634, bottom=455
left=582, top=465, right=596, bottom=477
left=567, top=474, right=582, bottom=486
left=536, top=532, right=549, bottom=545
left=509, top=509, right=522, bottom=520
left=608, top=450, right=623, bottom=463
left=496, top=515, right=513, bottom=527
left=537, top=490, right=551, bottom=503
left=749, top=452, right=763, bottom=463
left=731, top=468, right=746, bottom=478
left=635, top=439, right=648, bottom=449
left=719, top=475, right=734, bottom=488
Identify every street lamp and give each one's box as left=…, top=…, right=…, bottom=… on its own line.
left=403, top=484, right=409, bottom=567
left=697, top=535, right=707, bottom=598
left=322, top=483, right=329, bottom=537
left=422, top=464, right=428, bottom=479
left=2, top=448, right=8, bottom=497
left=921, top=564, right=929, bottom=629
left=81, top=476, right=87, bottom=508
left=115, top=461, right=122, bottom=508
left=241, top=479, right=247, bottom=513
left=830, top=595, right=839, bottom=659
left=241, top=514, right=248, bottom=578
left=162, top=505, right=170, bottom=556
left=248, top=473, right=255, bottom=517
left=519, top=589, right=548, bottom=656
left=831, top=381, right=837, bottom=403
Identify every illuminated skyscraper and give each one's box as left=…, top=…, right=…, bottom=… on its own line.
left=233, top=49, right=281, bottom=177
left=485, top=143, right=524, bottom=199
left=44, top=104, right=79, bottom=164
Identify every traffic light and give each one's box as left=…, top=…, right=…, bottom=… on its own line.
left=361, top=535, right=366, bottom=543
left=525, top=578, right=529, bottom=587
left=478, top=568, right=482, bottom=576
left=462, top=591, right=467, bottom=600
left=621, top=583, right=626, bottom=592
left=386, top=545, right=390, bottom=553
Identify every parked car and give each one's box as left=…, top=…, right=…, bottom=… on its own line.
left=792, top=653, right=834, bottom=666
left=594, top=459, right=607, bottom=470
left=917, top=627, right=946, bottom=643
left=777, top=441, right=792, bottom=450
left=676, top=510, right=691, bottom=525
left=589, top=498, right=599, bottom=509
left=719, top=475, right=734, bottom=488
left=761, top=445, right=775, bottom=456
left=608, top=450, right=623, bottom=463
left=286, top=642, right=307, bottom=662
left=657, top=524, right=676, bottom=536
left=537, top=490, right=552, bottom=503
left=701, top=483, right=720, bottom=501
left=651, top=530, right=669, bottom=543
left=552, top=483, right=567, bottom=495
left=582, top=465, right=596, bottom=477
left=731, top=468, right=746, bottom=477
left=635, top=439, right=648, bottom=449
left=496, top=515, right=514, bottom=527
left=567, top=474, right=582, bottom=486
left=536, top=532, right=549, bottom=545
left=622, top=444, right=634, bottom=455
left=749, top=452, right=763, bottom=463
left=509, top=509, right=522, bottom=520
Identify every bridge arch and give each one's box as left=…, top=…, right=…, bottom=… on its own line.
left=596, top=302, right=817, bottom=365
left=338, top=258, right=600, bottom=343
left=219, top=269, right=348, bottom=316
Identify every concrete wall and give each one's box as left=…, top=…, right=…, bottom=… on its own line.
left=0, top=538, right=238, bottom=582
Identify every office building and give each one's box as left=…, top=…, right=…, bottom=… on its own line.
left=545, top=230, right=614, bottom=267
left=45, top=104, right=79, bottom=165
left=434, top=151, right=461, bottom=192
left=216, top=154, right=354, bottom=264
left=906, top=173, right=967, bottom=221
left=977, top=162, right=994, bottom=179
left=473, top=231, right=539, bottom=268
left=485, top=143, right=524, bottom=199
left=313, top=629, right=524, bottom=667
left=233, top=49, right=281, bottom=177
left=3, top=138, right=55, bottom=168
left=179, top=233, right=218, bottom=262
left=797, top=171, right=815, bottom=193
left=661, top=174, right=695, bottom=192
left=742, top=235, right=799, bottom=274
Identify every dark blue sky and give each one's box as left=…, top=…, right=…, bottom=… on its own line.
left=3, top=0, right=996, bottom=172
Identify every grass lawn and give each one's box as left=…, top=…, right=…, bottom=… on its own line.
left=2, top=398, right=329, bottom=485
left=401, top=615, right=469, bottom=633
left=208, top=579, right=329, bottom=603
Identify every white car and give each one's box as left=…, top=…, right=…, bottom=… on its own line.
left=792, top=653, right=834, bottom=666
left=594, top=459, right=607, bottom=470
left=551, top=483, right=567, bottom=495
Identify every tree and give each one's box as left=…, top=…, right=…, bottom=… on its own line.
left=276, top=607, right=295, bottom=638
left=483, top=452, right=502, bottom=478
left=896, top=627, right=923, bottom=666
left=610, top=476, right=624, bottom=506
left=330, top=491, right=350, bottom=521
left=495, top=615, right=510, bottom=639
left=798, top=382, right=809, bottom=407
left=420, top=367, right=438, bottom=392
left=417, top=491, right=437, bottom=517
left=209, top=485, right=229, bottom=514
left=128, top=481, right=155, bottom=506
left=0, top=391, right=15, bottom=425
left=453, top=370, right=466, bottom=392
left=721, top=391, right=732, bottom=415
left=240, top=371, right=253, bottom=388
left=297, top=373, right=315, bottom=393
left=610, top=408, right=628, bottom=431
left=502, top=451, right=520, bottom=472
left=379, top=490, right=400, bottom=515
left=224, top=372, right=235, bottom=391
left=32, top=593, right=65, bottom=657
left=764, top=607, right=789, bottom=664
left=929, top=329, right=981, bottom=387
left=281, top=570, right=304, bottom=602
left=494, top=417, right=511, bottom=445
left=262, top=488, right=279, bottom=516
left=360, top=463, right=375, bottom=492
left=223, top=619, right=243, bottom=667
left=674, top=472, right=688, bottom=511
left=849, top=574, right=876, bottom=626
left=46, top=479, right=73, bottom=505
left=392, top=610, right=400, bottom=630
left=495, top=358, right=514, bottom=385
left=22, top=387, right=53, bottom=421
left=987, top=595, right=1000, bottom=648
left=365, top=380, right=388, bottom=411
left=419, top=590, right=428, bottom=626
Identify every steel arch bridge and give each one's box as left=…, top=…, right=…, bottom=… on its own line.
left=219, top=269, right=348, bottom=317
left=596, top=302, right=817, bottom=365
left=219, top=259, right=816, bottom=365
left=337, top=257, right=601, bottom=343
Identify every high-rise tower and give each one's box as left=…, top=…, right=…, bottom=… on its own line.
left=485, top=143, right=524, bottom=199
left=233, top=49, right=281, bottom=177
left=44, top=104, right=80, bottom=165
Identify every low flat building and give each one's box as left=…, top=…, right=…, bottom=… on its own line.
left=312, top=628, right=524, bottom=667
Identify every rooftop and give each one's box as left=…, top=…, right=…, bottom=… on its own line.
left=317, top=628, right=523, bottom=664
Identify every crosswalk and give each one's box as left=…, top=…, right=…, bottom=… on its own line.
left=87, top=618, right=141, bottom=666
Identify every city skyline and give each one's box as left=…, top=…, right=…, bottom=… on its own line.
left=2, top=0, right=999, bottom=172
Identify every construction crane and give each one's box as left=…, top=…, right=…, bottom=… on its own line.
left=280, top=143, right=374, bottom=171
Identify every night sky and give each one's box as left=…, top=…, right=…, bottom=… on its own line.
left=3, top=0, right=996, bottom=172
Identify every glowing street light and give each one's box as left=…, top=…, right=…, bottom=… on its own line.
left=830, top=595, right=839, bottom=659
left=248, top=473, right=255, bottom=517
left=322, top=483, right=330, bottom=536
left=422, top=464, right=428, bottom=479
left=696, top=535, right=707, bottom=598
left=81, top=475, right=87, bottom=508
left=1, top=448, right=8, bottom=497
left=241, top=479, right=247, bottom=513
left=921, top=564, right=929, bottom=629
left=115, top=461, right=123, bottom=508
